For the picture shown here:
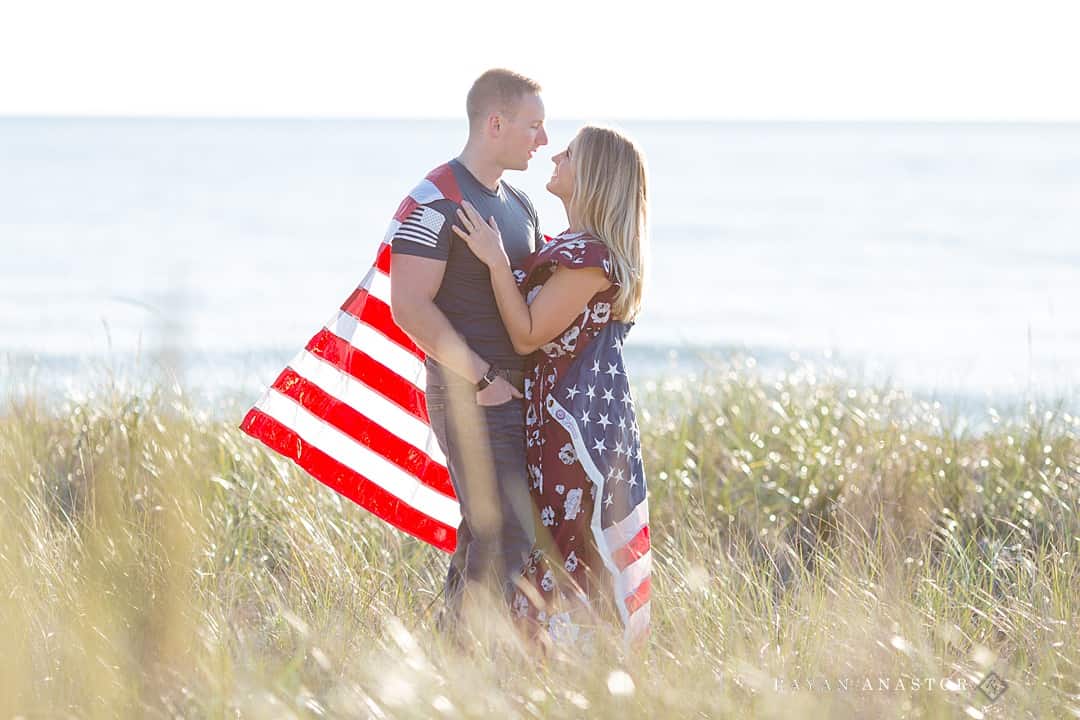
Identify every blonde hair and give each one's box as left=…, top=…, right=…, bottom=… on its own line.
left=466, top=69, right=542, bottom=129
left=569, top=125, right=649, bottom=322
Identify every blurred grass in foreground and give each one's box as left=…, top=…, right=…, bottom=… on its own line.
left=1, top=357, right=1078, bottom=719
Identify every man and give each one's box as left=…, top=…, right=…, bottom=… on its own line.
left=389, top=69, right=548, bottom=629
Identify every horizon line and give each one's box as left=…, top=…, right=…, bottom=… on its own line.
left=2, top=113, right=1080, bottom=126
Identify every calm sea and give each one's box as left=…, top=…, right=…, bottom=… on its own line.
left=2, top=118, right=1079, bottom=409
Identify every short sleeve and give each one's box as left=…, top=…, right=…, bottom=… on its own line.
left=503, top=182, right=545, bottom=250
left=525, top=194, right=544, bottom=248
left=390, top=200, right=456, bottom=262
left=543, top=236, right=617, bottom=284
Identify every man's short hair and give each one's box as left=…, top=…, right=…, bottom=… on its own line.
left=466, top=69, right=542, bottom=127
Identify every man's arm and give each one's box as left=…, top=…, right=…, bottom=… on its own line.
left=389, top=253, right=521, bottom=405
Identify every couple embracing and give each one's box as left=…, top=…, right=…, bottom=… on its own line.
left=389, top=69, right=651, bottom=651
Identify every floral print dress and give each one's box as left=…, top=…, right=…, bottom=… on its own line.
left=510, top=231, right=621, bottom=648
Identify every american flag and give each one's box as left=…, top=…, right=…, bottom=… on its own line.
left=240, top=164, right=464, bottom=552
left=240, top=163, right=652, bottom=643
left=542, top=318, right=652, bottom=643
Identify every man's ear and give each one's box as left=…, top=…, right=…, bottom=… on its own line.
left=487, top=112, right=502, bottom=136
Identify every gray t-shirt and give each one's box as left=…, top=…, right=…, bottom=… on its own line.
left=390, top=159, right=544, bottom=372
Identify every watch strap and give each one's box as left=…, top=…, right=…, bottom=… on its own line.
left=476, top=366, right=498, bottom=391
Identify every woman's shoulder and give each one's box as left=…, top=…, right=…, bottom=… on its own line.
left=537, top=231, right=616, bottom=282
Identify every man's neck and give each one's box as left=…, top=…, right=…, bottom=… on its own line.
left=456, top=144, right=503, bottom=192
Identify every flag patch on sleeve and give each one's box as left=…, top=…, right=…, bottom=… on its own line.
left=394, top=206, right=446, bottom=248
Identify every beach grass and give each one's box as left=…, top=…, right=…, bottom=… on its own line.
left=1, top=357, right=1078, bottom=718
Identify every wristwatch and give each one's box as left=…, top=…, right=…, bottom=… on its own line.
left=476, top=365, right=499, bottom=391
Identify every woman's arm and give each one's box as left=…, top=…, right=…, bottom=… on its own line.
left=488, top=260, right=610, bottom=355
left=453, top=201, right=610, bottom=355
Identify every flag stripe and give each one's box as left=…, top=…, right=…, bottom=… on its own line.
left=382, top=221, right=401, bottom=246
left=619, top=550, right=652, bottom=598
left=603, top=498, right=650, bottom=551
left=366, top=268, right=391, bottom=306
left=253, top=387, right=461, bottom=528
left=624, top=577, right=652, bottom=616
left=240, top=408, right=457, bottom=552
left=393, top=196, right=420, bottom=223
left=408, top=178, right=444, bottom=206
left=286, top=350, right=446, bottom=467
left=339, top=288, right=423, bottom=360
left=612, top=525, right=650, bottom=570
left=376, top=242, right=392, bottom=274
left=325, top=311, right=427, bottom=391
left=626, top=602, right=650, bottom=640
left=271, top=366, right=453, bottom=497
left=425, top=164, right=463, bottom=203
left=306, top=328, right=428, bottom=422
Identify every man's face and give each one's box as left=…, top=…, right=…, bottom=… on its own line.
left=496, top=93, right=548, bottom=171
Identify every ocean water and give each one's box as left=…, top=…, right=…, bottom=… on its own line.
left=2, top=118, right=1079, bottom=407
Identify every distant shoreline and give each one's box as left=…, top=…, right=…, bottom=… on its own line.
left=3, top=116, right=1080, bottom=128
left=3, top=347, right=1077, bottom=434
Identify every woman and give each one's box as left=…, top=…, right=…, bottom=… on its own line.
left=452, top=125, right=651, bottom=650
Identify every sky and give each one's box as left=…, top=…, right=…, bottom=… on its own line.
left=1, top=0, right=1079, bottom=121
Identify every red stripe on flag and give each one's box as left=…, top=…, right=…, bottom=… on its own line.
left=624, top=577, right=651, bottom=616
left=376, top=243, right=392, bottom=274
left=339, top=288, right=424, bottom=360
left=426, top=164, right=463, bottom=204
left=306, top=328, right=428, bottom=422
left=612, top=525, right=650, bottom=571
left=393, top=196, right=419, bottom=223
left=270, top=368, right=454, bottom=498
left=240, top=407, right=457, bottom=553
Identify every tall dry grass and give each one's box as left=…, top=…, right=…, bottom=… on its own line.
left=1, top=358, right=1078, bottom=718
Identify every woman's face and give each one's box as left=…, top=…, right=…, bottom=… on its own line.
left=545, top=138, right=577, bottom=201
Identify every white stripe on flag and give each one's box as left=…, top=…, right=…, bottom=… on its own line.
left=382, top=221, right=401, bottom=245
left=602, top=499, right=650, bottom=551
left=366, top=270, right=391, bottom=306
left=325, top=311, right=427, bottom=391
left=409, top=179, right=444, bottom=206
left=256, top=389, right=461, bottom=528
left=620, top=550, right=652, bottom=594
left=289, top=350, right=447, bottom=467
left=627, top=602, right=650, bottom=639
